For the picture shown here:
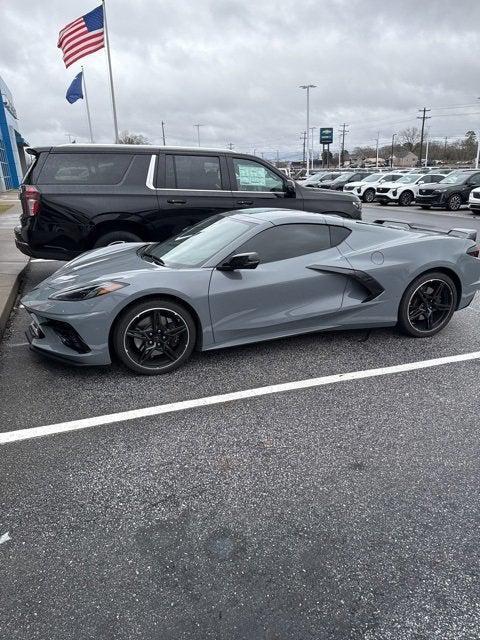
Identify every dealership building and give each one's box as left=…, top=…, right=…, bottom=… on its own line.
left=0, top=75, right=28, bottom=190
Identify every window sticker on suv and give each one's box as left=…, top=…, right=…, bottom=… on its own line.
left=233, top=158, right=284, bottom=192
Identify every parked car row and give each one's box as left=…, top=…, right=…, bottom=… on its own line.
left=301, top=167, right=480, bottom=211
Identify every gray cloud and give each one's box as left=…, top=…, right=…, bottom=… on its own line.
left=1, top=0, right=480, bottom=158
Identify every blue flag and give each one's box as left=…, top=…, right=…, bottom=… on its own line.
left=66, top=72, right=83, bottom=104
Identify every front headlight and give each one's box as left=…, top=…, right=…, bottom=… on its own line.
left=49, top=281, right=129, bottom=301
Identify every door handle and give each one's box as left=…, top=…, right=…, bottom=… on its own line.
left=167, top=199, right=187, bottom=204
left=237, top=200, right=254, bottom=206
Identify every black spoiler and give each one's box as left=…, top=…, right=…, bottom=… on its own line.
left=373, top=219, right=477, bottom=241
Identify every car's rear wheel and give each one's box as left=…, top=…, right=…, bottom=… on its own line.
left=362, top=188, right=375, bottom=203
left=398, top=272, right=457, bottom=337
left=94, top=231, right=143, bottom=248
left=398, top=190, right=414, bottom=206
left=446, top=194, right=462, bottom=211
left=113, top=299, right=196, bottom=374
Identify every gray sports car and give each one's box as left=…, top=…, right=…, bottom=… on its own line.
left=22, top=209, right=480, bottom=375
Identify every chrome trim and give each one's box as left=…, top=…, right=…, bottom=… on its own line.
left=146, top=154, right=156, bottom=190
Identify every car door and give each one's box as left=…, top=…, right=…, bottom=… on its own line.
left=227, top=155, right=303, bottom=211
left=208, top=222, right=352, bottom=345
left=152, top=152, right=235, bottom=240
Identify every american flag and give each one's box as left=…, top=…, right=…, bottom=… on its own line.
left=57, top=5, right=104, bottom=69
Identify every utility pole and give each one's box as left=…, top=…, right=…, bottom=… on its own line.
left=193, top=123, right=204, bottom=147
left=391, top=133, right=396, bottom=167
left=310, top=126, right=317, bottom=172
left=417, top=107, right=431, bottom=167
left=424, top=130, right=430, bottom=167
left=161, top=121, right=166, bottom=146
left=444, top=136, right=448, bottom=162
left=276, top=150, right=280, bottom=164
left=227, top=142, right=234, bottom=150
left=300, top=85, right=316, bottom=176
left=375, top=131, right=380, bottom=168
left=338, top=123, right=349, bottom=167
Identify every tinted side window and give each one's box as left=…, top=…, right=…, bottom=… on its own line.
left=468, top=173, right=480, bottom=186
left=236, top=223, right=331, bottom=264
left=233, top=158, right=284, bottom=192
left=38, top=153, right=133, bottom=185
left=166, top=154, right=222, bottom=190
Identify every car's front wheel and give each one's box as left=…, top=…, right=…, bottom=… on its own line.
left=113, top=298, right=196, bottom=374
left=362, top=188, right=375, bottom=203
left=446, top=194, right=462, bottom=211
left=398, top=190, right=414, bottom=206
left=398, top=272, right=457, bottom=337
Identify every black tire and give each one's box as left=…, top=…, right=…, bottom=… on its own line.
left=398, top=272, right=457, bottom=338
left=420, top=205, right=431, bottom=210
left=94, top=231, right=143, bottom=248
left=362, top=188, right=375, bottom=203
left=398, top=190, right=414, bottom=206
left=446, top=194, right=462, bottom=212
left=113, top=298, right=196, bottom=374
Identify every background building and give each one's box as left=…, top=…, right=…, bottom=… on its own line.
left=0, top=75, right=28, bottom=190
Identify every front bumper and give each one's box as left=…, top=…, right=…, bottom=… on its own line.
left=374, top=191, right=398, bottom=203
left=415, top=192, right=446, bottom=207
left=24, top=308, right=112, bottom=366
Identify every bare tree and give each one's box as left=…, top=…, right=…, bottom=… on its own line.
left=399, top=127, right=420, bottom=151
left=118, top=130, right=150, bottom=145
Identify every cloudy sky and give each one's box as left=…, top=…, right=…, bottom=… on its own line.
left=2, top=0, right=480, bottom=159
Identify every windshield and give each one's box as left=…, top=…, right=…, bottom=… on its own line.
left=397, top=174, right=421, bottom=184
left=362, top=173, right=383, bottom=183
left=144, top=215, right=254, bottom=268
left=332, top=173, right=353, bottom=183
left=303, top=172, right=327, bottom=185
left=440, top=173, right=466, bottom=184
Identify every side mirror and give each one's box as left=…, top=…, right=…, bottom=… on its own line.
left=285, top=179, right=296, bottom=197
left=217, top=252, right=260, bottom=271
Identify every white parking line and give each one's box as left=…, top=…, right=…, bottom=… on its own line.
left=1, top=350, right=480, bottom=445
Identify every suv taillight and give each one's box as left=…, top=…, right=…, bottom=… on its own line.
left=467, top=244, right=480, bottom=258
left=24, top=185, right=41, bottom=216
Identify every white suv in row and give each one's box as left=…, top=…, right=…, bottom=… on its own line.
left=343, top=172, right=404, bottom=203
left=374, top=173, right=446, bottom=206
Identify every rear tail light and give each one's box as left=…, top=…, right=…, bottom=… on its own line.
left=24, top=186, right=41, bottom=216
left=467, top=244, right=480, bottom=258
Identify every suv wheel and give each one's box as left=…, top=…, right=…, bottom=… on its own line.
left=113, top=298, right=196, bottom=375
left=398, top=272, right=457, bottom=337
left=446, top=194, right=462, bottom=211
left=398, top=190, right=414, bottom=206
left=362, top=188, right=375, bottom=203
left=94, top=231, right=143, bottom=248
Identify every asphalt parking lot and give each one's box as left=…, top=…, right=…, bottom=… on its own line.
left=1, top=204, right=480, bottom=639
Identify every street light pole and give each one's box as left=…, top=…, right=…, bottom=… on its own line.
left=193, top=124, right=204, bottom=147
left=300, top=85, right=316, bottom=176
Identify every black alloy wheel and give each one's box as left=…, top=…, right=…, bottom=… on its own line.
left=363, top=188, right=375, bottom=203
left=446, top=194, right=462, bottom=211
left=113, top=299, right=196, bottom=374
left=399, top=190, right=414, bottom=206
left=398, top=273, right=457, bottom=337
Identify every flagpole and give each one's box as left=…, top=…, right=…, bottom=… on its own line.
left=81, top=66, right=94, bottom=143
left=102, top=0, right=119, bottom=143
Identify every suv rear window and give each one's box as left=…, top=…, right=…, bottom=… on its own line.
left=38, top=153, right=133, bottom=185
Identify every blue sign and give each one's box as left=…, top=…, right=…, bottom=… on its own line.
left=320, top=128, right=333, bottom=144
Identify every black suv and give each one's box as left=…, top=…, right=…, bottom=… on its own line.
left=415, top=170, right=480, bottom=211
left=15, top=145, right=362, bottom=260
